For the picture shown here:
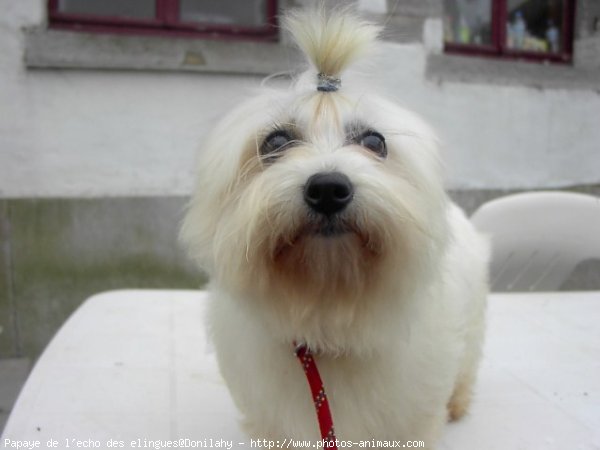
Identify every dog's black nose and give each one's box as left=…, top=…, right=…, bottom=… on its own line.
left=303, top=172, right=354, bottom=215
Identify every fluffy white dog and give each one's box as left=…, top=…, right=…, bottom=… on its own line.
left=181, top=7, right=489, bottom=449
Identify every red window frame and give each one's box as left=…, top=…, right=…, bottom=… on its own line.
left=48, top=0, right=279, bottom=41
left=444, top=0, right=576, bottom=63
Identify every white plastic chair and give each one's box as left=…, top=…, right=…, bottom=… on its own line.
left=470, top=191, right=600, bottom=292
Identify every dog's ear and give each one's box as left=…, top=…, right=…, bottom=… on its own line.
left=283, top=5, right=381, bottom=80
left=179, top=98, right=262, bottom=272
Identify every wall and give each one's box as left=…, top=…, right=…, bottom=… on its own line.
left=1, top=3, right=267, bottom=199
left=2, top=1, right=600, bottom=198
left=0, top=197, right=202, bottom=359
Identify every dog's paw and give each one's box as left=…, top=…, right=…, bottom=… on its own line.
left=446, top=380, right=473, bottom=422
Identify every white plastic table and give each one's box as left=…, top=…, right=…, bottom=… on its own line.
left=2, top=290, right=599, bottom=450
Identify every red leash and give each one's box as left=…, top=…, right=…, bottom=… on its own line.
left=294, top=343, right=338, bottom=448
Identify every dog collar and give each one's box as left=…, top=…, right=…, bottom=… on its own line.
left=294, top=342, right=338, bottom=448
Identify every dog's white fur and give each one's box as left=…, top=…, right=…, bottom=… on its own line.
left=181, top=7, right=488, bottom=449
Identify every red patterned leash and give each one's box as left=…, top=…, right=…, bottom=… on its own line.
left=294, top=342, right=338, bottom=449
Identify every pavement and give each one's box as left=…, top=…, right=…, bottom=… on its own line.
left=0, top=358, right=30, bottom=434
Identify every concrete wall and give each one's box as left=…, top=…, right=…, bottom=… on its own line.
left=1, top=1, right=600, bottom=361
left=0, top=197, right=203, bottom=360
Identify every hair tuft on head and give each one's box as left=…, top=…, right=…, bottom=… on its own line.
left=283, top=5, right=381, bottom=80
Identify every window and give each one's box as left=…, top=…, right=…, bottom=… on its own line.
left=48, top=0, right=278, bottom=41
left=443, top=0, right=576, bottom=63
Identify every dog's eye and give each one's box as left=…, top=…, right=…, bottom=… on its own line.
left=359, top=131, right=387, bottom=158
left=260, top=130, right=294, bottom=161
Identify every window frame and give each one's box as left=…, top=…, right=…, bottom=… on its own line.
left=444, top=0, right=576, bottom=64
left=47, top=0, right=279, bottom=41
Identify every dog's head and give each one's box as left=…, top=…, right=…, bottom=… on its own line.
left=181, top=8, right=449, bottom=353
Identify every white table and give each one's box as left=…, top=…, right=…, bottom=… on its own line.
left=2, top=290, right=599, bottom=449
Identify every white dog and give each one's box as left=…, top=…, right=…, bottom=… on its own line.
left=181, top=7, right=488, bottom=449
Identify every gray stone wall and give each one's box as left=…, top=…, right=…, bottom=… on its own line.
left=2, top=187, right=599, bottom=362
left=0, top=197, right=203, bottom=361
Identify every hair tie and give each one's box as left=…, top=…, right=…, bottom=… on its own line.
left=317, top=73, right=341, bottom=92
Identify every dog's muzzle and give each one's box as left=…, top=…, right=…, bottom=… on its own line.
left=303, top=172, right=354, bottom=216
